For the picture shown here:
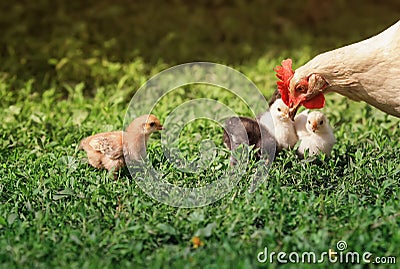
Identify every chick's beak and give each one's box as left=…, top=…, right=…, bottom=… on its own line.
left=157, top=125, right=164, bottom=130
left=283, top=108, right=290, bottom=119
left=311, top=122, right=317, bottom=132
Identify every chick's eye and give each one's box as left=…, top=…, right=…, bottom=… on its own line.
left=149, top=122, right=155, bottom=127
left=319, top=120, right=324, bottom=125
left=308, top=120, right=310, bottom=124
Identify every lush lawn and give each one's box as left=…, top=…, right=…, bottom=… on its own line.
left=1, top=1, right=400, bottom=268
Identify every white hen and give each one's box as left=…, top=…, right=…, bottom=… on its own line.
left=288, top=20, right=400, bottom=118
left=296, top=111, right=336, bottom=157
left=258, top=98, right=298, bottom=151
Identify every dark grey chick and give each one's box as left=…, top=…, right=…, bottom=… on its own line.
left=223, top=117, right=275, bottom=165
left=268, top=89, right=281, bottom=108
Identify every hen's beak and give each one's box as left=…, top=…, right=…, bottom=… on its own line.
left=288, top=103, right=300, bottom=121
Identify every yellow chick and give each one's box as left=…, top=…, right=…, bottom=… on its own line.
left=80, top=114, right=163, bottom=176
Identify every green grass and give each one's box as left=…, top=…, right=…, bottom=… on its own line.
left=1, top=1, right=400, bottom=268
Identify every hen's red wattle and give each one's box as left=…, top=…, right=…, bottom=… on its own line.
left=303, top=93, right=325, bottom=109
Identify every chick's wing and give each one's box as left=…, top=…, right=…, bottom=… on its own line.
left=88, top=132, right=123, bottom=160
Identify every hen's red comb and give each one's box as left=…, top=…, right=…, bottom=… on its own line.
left=275, top=59, right=294, bottom=106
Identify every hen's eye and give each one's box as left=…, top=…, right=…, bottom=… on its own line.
left=296, top=85, right=307, bottom=93
left=149, top=122, right=155, bottom=127
left=319, top=120, right=324, bottom=125
left=277, top=107, right=281, bottom=112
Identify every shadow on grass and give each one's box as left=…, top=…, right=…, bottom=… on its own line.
left=0, top=0, right=399, bottom=91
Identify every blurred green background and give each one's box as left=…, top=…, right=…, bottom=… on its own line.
left=1, top=0, right=399, bottom=93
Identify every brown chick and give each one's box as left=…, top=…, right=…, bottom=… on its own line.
left=79, top=114, right=163, bottom=176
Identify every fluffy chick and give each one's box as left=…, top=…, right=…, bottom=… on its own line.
left=296, top=111, right=336, bottom=157
left=223, top=116, right=275, bottom=165
left=294, top=109, right=309, bottom=138
left=258, top=98, right=298, bottom=152
left=80, top=114, right=163, bottom=175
